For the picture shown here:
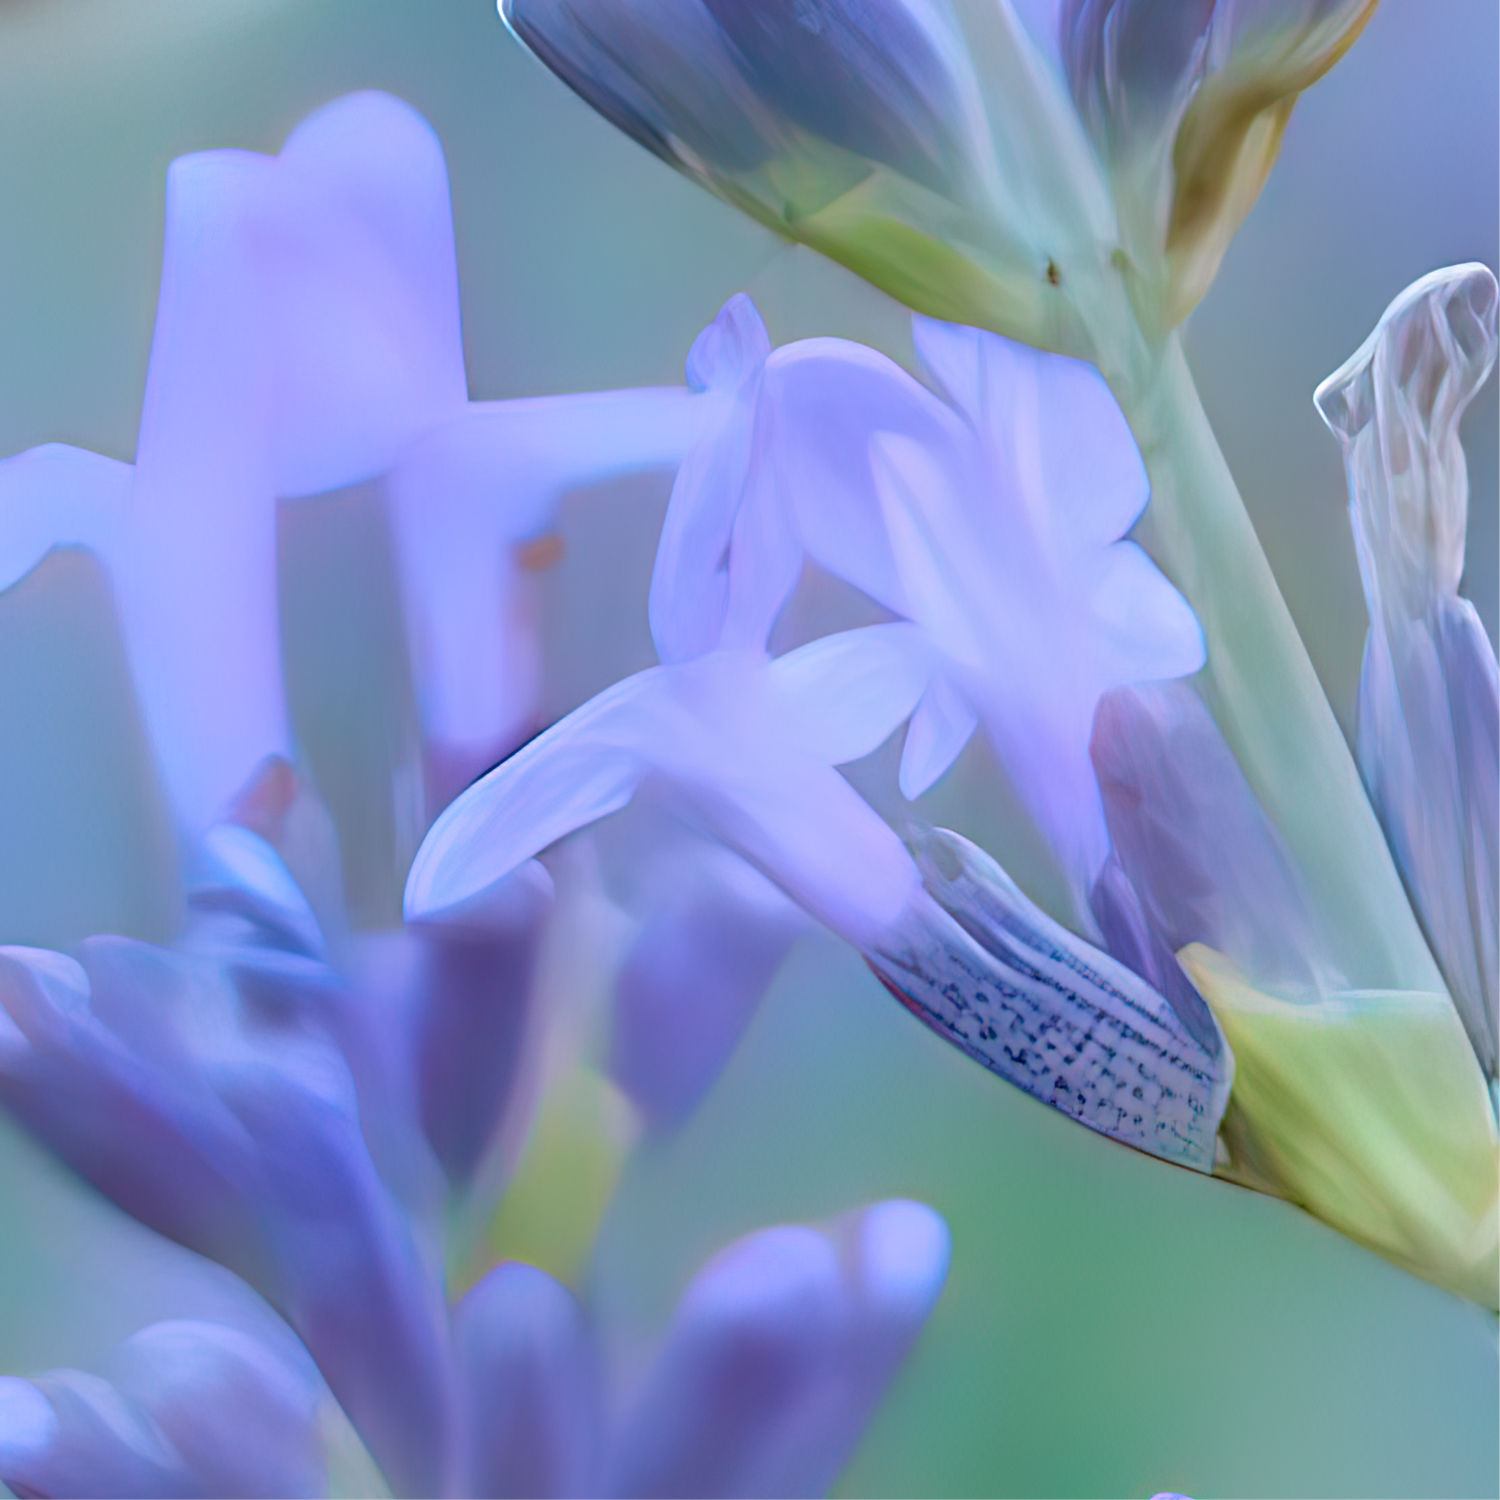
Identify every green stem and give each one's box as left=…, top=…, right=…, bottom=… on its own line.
left=1119, top=334, right=1443, bottom=996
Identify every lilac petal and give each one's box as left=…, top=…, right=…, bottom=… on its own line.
left=606, top=1224, right=848, bottom=1498
left=409, top=862, right=553, bottom=1186
left=871, top=827, right=1231, bottom=1169
left=0, top=1371, right=190, bottom=1499
left=899, top=674, right=979, bottom=800
left=765, top=622, right=935, bottom=766
left=389, top=384, right=703, bottom=755
left=749, top=1200, right=950, bottom=1497
left=911, top=318, right=1151, bottom=551
left=686, top=294, right=772, bottom=395
left=405, top=672, right=656, bottom=924
left=610, top=846, right=805, bottom=1131
left=0, top=442, right=128, bottom=591
left=452, top=1262, right=602, bottom=1499
left=1090, top=681, right=1327, bottom=992
left=109, top=1321, right=326, bottom=1499
left=255, top=90, right=467, bottom=495
left=1089, top=540, right=1206, bottom=684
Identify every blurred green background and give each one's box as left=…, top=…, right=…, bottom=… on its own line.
left=0, top=2, right=1495, bottom=1496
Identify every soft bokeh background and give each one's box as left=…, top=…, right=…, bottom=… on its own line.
left=0, top=1, right=1495, bottom=1495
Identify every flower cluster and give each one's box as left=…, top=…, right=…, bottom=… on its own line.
left=0, top=94, right=953, bottom=1497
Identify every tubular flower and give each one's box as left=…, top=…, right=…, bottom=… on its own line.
left=408, top=297, right=1233, bottom=1173
left=0, top=91, right=704, bottom=838
left=1060, top=0, right=1378, bottom=327
left=0, top=805, right=952, bottom=1497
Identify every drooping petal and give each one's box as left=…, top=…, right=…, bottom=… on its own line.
left=1089, top=681, right=1328, bottom=992
left=870, top=827, right=1231, bottom=1170
left=452, top=1261, right=602, bottom=1499
left=605, top=1224, right=848, bottom=1499
left=1315, top=263, right=1500, bottom=1077
left=405, top=671, right=658, bottom=924
left=610, top=841, right=806, bottom=1131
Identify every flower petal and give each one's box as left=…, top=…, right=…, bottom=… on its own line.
left=452, top=1261, right=602, bottom=1499
left=610, top=843, right=805, bottom=1131
left=1088, top=540, right=1206, bottom=684
left=899, top=674, right=980, bottom=800
left=0, top=442, right=128, bottom=592
left=390, top=385, right=704, bottom=753
left=606, top=1224, right=847, bottom=1499
left=1090, top=681, right=1328, bottom=992
left=404, top=672, right=657, bottom=924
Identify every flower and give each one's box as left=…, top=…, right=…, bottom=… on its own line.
left=0, top=91, right=704, bottom=839
left=407, top=298, right=1233, bottom=1172
left=650, top=296, right=1205, bottom=900
left=0, top=807, right=953, bottom=1496
left=1061, top=0, right=1378, bottom=326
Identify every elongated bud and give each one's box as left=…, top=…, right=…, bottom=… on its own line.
left=1062, top=0, right=1376, bottom=327
left=1316, top=263, right=1499, bottom=1081
left=501, top=0, right=1113, bottom=352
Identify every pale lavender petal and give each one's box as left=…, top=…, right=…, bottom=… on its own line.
left=259, top=90, right=467, bottom=495
left=1088, top=541, right=1206, bottom=684
left=606, top=1224, right=847, bottom=1498
left=747, top=1200, right=950, bottom=1497
left=610, top=846, right=805, bottom=1131
left=405, top=672, right=657, bottom=924
left=871, top=827, right=1231, bottom=1169
left=765, top=622, right=935, bottom=766
left=389, top=384, right=702, bottom=756
left=0, top=442, right=128, bottom=591
left=186, top=823, right=325, bottom=960
left=109, top=1321, right=326, bottom=1499
left=899, top=675, right=979, bottom=799
left=452, top=1262, right=602, bottom=1499
left=650, top=299, right=772, bottom=664
left=1089, top=681, right=1326, bottom=991
left=0, top=1371, right=190, bottom=1499
left=911, top=318, right=1151, bottom=553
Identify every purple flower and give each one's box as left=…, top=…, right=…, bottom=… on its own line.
left=0, top=92, right=705, bottom=834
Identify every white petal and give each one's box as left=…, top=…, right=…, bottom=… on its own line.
left=0, top=443, right=128, bottom=592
